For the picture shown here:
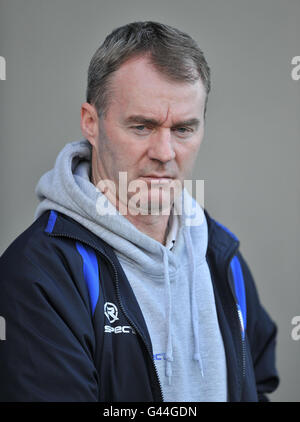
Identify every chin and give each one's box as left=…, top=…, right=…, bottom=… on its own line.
left=127, top=189, right=174, bottom=216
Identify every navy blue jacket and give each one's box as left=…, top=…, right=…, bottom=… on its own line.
left=0, top=209, right=279, bottom=402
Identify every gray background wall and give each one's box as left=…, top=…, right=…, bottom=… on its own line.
left=0, top=0, right=299, bottom=402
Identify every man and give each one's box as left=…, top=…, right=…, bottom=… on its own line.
left=0, top=21, right=279, bottom=402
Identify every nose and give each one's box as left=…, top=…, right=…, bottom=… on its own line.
left=147, top=128, right=176, bottom=163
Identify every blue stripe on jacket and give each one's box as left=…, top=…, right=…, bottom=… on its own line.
left=45, top=210, right=58, bottom=233
left=75, top=241, right=100, bottom=316
left=230, top=255, right=247, bottom=337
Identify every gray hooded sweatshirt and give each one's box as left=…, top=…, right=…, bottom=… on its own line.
left=35, top=139, right=227, bottom=402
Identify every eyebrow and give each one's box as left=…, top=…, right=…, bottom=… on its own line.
left=124, top=115, right=201, bottom=129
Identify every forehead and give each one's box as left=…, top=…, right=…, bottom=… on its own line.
left=107, top=55, right=206, bottom=122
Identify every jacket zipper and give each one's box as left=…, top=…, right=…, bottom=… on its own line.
left=226, top=251, right=246, bottom=386
left=47, top=231, right=164, bottom=402
left=110, top=255, right=164, bottom=402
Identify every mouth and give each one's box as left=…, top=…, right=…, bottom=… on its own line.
left=139, top=175, right=175, bottom=185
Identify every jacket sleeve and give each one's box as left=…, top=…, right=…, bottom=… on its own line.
left=237, top=251, right=280, bottom=401
left=0, top=239, right=99, bottom=402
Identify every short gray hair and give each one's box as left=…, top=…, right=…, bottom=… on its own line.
left=86, top=21, right=211, bottom=117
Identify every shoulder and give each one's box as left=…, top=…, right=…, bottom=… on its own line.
left=203, top=208, right=240, bottom=255
left=0, top=211, right=95, bottom=323
left=204, top=208, right=262, bottom=323
left=0, top=211, right=83, bottom=292
left=0, top=211, right=52, bottom=273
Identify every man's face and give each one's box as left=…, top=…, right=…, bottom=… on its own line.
left=93, top=55, right=206, bottom=214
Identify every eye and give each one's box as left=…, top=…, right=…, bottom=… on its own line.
left=131, top=125, right=152, bottom=135
left=173, top=127, right=193, bottom=136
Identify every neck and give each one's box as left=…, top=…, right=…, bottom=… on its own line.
left=124, top=213, right=170, bottom=245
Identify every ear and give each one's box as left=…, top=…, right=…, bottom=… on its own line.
left=80, top=102, right=99, bottom=148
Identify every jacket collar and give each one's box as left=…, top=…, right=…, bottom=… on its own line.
left=46, top=208, right=240, bottom=262
left=204, top=209, right=240, bottom=269
left=46, top=209, right=115, bottom=260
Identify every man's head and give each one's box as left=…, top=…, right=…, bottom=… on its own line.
left=81, top=21, right=210, bottom=215
left=86, top=21, right=210, bottom=119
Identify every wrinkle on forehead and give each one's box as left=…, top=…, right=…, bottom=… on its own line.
left=161, top=105, right=170, bottom=125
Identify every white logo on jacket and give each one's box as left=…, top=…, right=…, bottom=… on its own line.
left=104, top=302, right=119, bottom=324
left=104, top=302, right=136, bottom=335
